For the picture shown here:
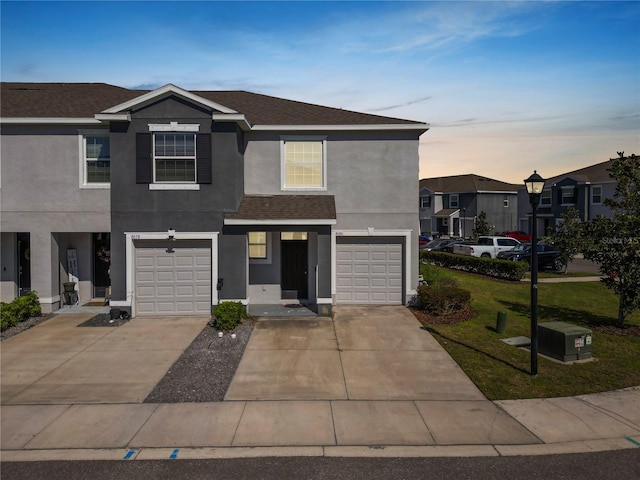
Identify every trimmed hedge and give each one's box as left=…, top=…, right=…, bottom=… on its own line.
left=213, top=301, right=247, bottom=331
left=1, top=291, right=41, bottom=331
left=421, top=251, right=528, bottom=281
left=416, top=284, right=471, bottom=316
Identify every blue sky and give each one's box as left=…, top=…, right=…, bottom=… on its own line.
left=2, top=1, right=639, bottom=183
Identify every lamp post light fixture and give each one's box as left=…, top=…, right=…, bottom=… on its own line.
left=524, top=171, right=546, bottom=376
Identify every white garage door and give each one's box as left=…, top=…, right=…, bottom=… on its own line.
left=135, top=241, right=211, bottom=315
left=336, top=239, right=403, bottom=304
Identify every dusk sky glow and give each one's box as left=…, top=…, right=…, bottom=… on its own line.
left=2, top=0, right=638, bottom=183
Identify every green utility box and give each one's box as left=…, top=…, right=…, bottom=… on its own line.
left=538, top=321, right=592, bottom=362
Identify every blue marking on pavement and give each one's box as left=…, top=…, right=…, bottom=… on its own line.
left=170, top=448, right=179, bottom=459
left=123, top=449, right=136, bottom=460
left=625, top=436, right=640, bottom=447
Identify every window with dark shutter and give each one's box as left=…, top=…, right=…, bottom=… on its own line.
left=136, top=133, right=153, bottom=184
left=196, top=133, right=212, bottom=184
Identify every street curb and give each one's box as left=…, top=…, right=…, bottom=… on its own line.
left=2, top=437, right=638, bottom=462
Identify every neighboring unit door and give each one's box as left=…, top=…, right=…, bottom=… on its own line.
left=93, top=233, right=111, bottom=298
left=336, top=238, right=403, bottom=304
left=135, top=240, right=211, bottom=315
left=281, top=240, right=308, bottom=299
left=17, top=233, right=31, bottom=296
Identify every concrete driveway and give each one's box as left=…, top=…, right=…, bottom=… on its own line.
left=1, top=313, right=208, bottom=404
left=225, top=305, right=485, bottom=401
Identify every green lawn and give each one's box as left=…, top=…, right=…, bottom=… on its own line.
left=418, top=265, right=640, bottom=400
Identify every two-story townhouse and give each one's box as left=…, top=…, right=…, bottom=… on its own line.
left=419, top=175, right=519, bottom=237
left=1, top=83, right=429, bottom=316
left=516, top=160, right=615, bottom=235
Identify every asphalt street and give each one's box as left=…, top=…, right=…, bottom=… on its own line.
left=3, top=450, right=640, bottom=480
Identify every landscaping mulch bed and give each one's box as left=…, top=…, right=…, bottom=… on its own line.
left=144, top=317, right=256, bottom=403
left=410, top=307, right=476, bottom=326
left=1, top=314, right=55, bottom=341
left=77, top=313, right=129, bottom=328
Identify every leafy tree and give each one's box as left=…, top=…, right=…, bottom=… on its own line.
left=473, top=211, right=491, bottom=238
left=582, top=153, right=640, bottom=326
left=547, top=207, right=587, bottom=273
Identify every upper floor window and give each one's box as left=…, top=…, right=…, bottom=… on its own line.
left=139, top=123, right=209, bottom=190
left=154, top=133, right=196, bottom=183
left=420, top=196, right=431, bottom=208
left=541, top=190, right=551, bottom=206
left=561, top=186, right=576, bottom=205
left=281, top=137, right=326, bottom=190
left=79, top=132, right=110, bottom=188
left=449, top=194, right=459, bottom=208
left=591, top=185, right=602, bottom=204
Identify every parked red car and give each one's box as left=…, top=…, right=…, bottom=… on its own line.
left=501, top=230, right=532, bottom=242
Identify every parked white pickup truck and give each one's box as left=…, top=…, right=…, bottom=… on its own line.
left=453, top=236, right=520, bottom=258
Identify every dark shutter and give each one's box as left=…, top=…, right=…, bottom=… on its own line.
left=136, top=133, right=153, bottom=184
left=196, top=133, right=212, bottom=184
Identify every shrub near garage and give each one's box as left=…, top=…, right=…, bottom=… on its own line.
left=1, top=291, right=41, bottom=331
left=416, top=283, right=471, bottom=316
left=213, top=301, right=247, bottom=331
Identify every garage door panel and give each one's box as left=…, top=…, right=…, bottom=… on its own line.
left=336, top=240, right=403, bottom=305
left=135, top=242, right=212, bottom=315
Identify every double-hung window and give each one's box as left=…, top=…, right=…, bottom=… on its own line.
left=449, top=194, right=459, bottom=208
left=561, top=186, right=576, bottom=205
left=140, top=123, right=209, bottom=190
left=80, top=132, right=110, bottom=187
left=420, top=196, right=431, bottom=208
left=154, top=133, right=196, bottom=183
left=248, top=232, right=267, bottom=259
left=281, top=137, right=326, bottom=190
left=541, top=190, right=551, bottom=206
left=591, top=185, right=602, bottom=204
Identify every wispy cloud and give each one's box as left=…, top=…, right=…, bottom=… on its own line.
left=369, top=95, right=433, bottom=112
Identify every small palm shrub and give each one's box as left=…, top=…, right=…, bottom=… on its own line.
left=213, top=301, right=247, bottom=331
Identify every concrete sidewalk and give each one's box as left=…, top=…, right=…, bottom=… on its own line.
left=1, top=307, right=639, bottom=461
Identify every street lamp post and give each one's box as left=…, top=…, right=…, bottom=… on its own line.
left=462, top=208, right=466, bottom=238
left=524, top=171, right=546, bottom=376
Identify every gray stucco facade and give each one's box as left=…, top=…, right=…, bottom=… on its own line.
left=1, top=83, right=428, bottom=316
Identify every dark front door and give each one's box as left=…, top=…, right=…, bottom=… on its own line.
left=93, top=233, right=111, bottom=298
left=281, top=240, right=308, bottom=299
left=17, top=233, right=31, bottom=296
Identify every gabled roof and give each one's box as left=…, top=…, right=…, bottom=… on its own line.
left=419, top=174, right=519, bottom=194
left=224, top=195, right=336, bottom=225
left=546, top=159, right=614, bottom=185
left=1, top=82, right=429, bottom=131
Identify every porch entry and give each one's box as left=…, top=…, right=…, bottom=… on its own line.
left=281, top=233, right=308, bottom=300
left=17, top=232, right=31, bottom=296
left=93, top=233, right=110, bottom=298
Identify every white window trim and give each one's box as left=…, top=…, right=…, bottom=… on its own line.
left=280, top=135, right=327, bottom=191
left=149, top=123, right=200, bottom=188
left=78, top=129, right=110, bottom=189
left=450, top=194, right=459, bottom=208
left=420, top=196, right=431, bottom=208
left=117, top=231, right=219, bottom=316
left=591, top=185, right=603, bottom=205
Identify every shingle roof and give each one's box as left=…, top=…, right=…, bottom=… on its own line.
left=546, top=160, right=614, bottom=185
left=419, top=174, right=519, bottom=193
left=225, top=195, right=336, bottom=221
left=1, top=82, right=425, bottom=127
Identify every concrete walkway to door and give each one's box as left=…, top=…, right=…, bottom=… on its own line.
left=226, top=305, right=485, bottom=401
